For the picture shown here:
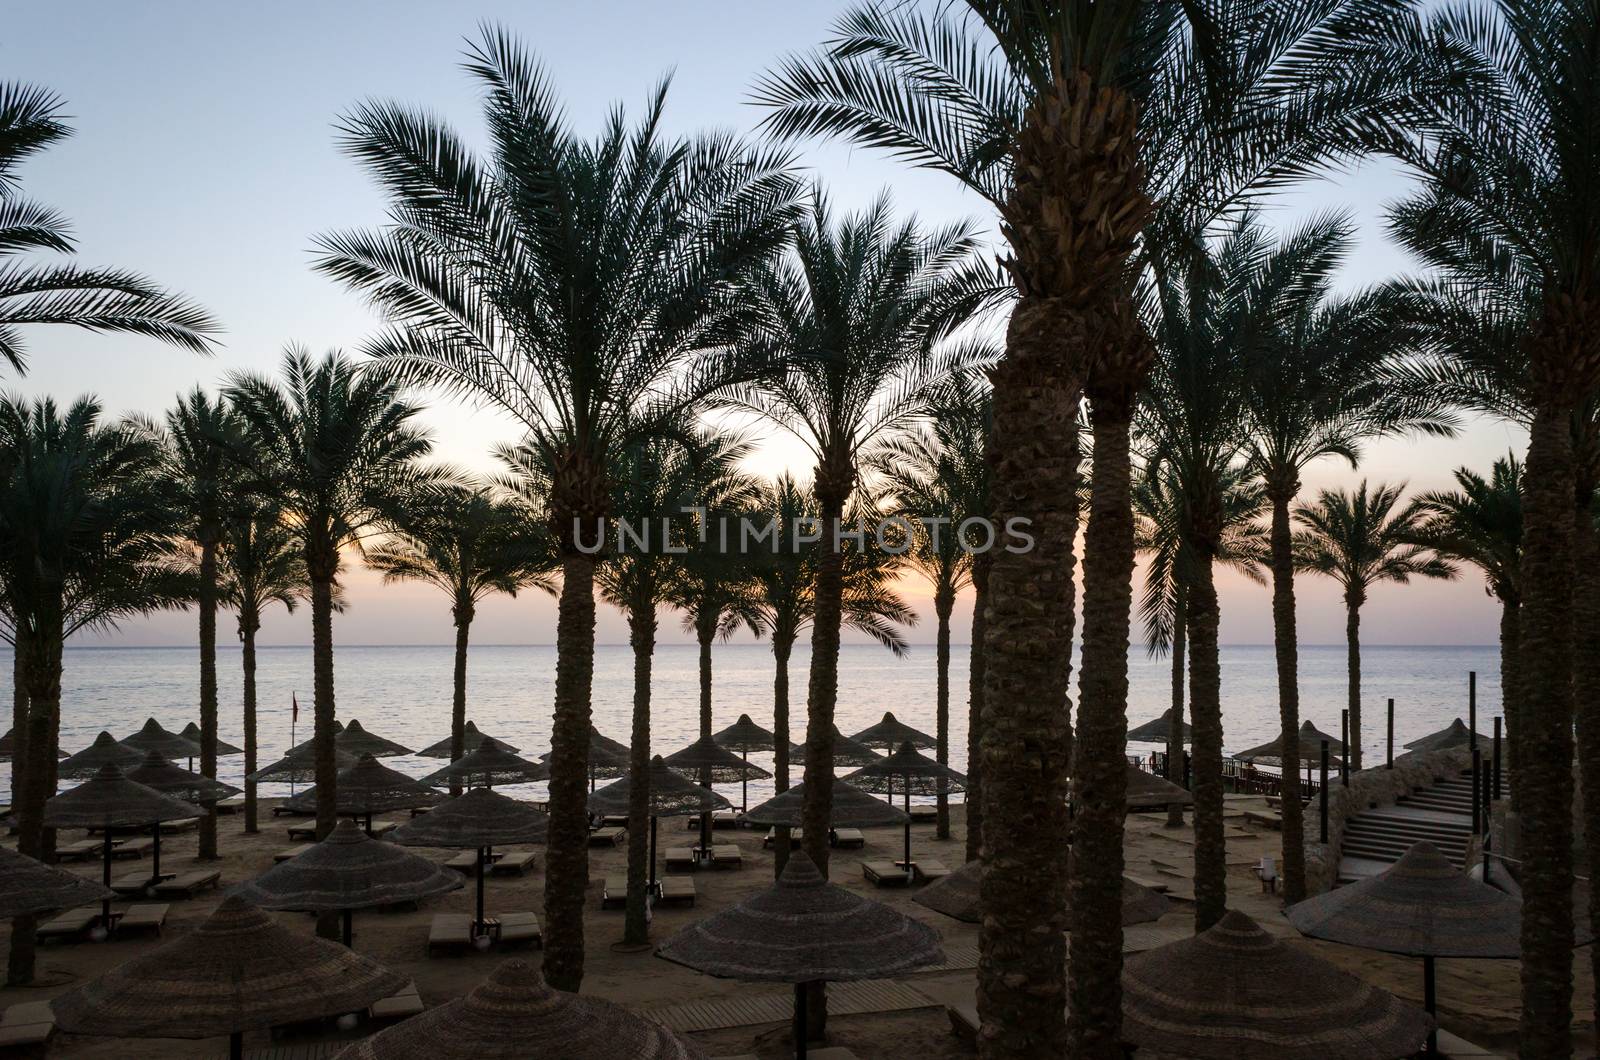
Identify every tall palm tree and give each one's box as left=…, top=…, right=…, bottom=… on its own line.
left=0, top=396, right=188, bottom=984
left=0, top=83, right=218, bottom=373
left=219, top=501, right=308, bottom=834
left=164, top=389, right=245, bottom=860
left=312, top=28, right=801, bottom=991
left=223, top=349, right=434, bottom=842
left=756, top=5, right=1409, bottom=1050
left=366, top=482, right=555, bottom=794
left=1293, top=482, right=1454, bottom=771
left=1408, top=457, right=1524, bottom=804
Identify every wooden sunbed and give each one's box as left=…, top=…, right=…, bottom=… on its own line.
left=111, top=836, right=154, bottom=859
left=908, top=807, right=938, bottom=823
left=427, top=913, right=473, bottom=956
left=286, top=823, right=317, bottom=841
left=915, top=859, right=951, bottom=883
left=214, top=796, right=245, bottom=815
left=711, top=844, right=742, bottom=869
left=443, top=850, right=480, bottom=873
left=498, top=911, right=541, bottom=948
left=369, top=981, right=424, bottom=1021
left=588, top=826, right=625, bottom=848
left=657, top=876, right=696, bottom=907
left=110, top=871, right=167, bottom=896
left=273, top=846, right=306, bottom=863
left=490, top=849, right=538, bottom=876
left=831, top=827, right=865, bottom=849
left=601, top=814, right=629, bottom=827
left=664, top=847, right=697, bottom=871
left=0, top=1000, right=55, bottom=1049
left=55, top=838, right=100, bottom=862
left=368, top=820, right=399, bottom=838
left=861, top=860, right=912, bottom=887
left=600, top=876, right=629, bottom=909
left=157, top=817, right=199, bottom=834
left=36, top=907, right=97, bottom=941
left=118, top=903, right=169, bottom=935
left=153, top=869, right=221, bottom=898
left=711, top=810, right=743, bottom=830
left=762, top=828, right=802, bottom=850
left=273, top=804, right=314, bottom=817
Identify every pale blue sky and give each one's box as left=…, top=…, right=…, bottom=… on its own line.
left=10, top=2, right=1521, bottom=647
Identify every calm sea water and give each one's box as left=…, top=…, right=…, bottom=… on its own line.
left=0, top=642, right=1503, bottom=804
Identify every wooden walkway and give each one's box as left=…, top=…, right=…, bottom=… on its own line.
left=644, top=979, right=937, bottom=1033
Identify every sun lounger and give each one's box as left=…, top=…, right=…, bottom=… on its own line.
left=287, top=823, right=317, bottom=841
left=0, top=1000, right=55, bottom=1049
left=110, top=871, right=166, bottom=896
left=762, top=828, right=803, bottom=850
left=214, top=796, right=245, bottom=815
left=153, top=869, right=221, bottom=898
left=664, top=847, right=697, bottom=871
left=588, top=826, right=625, bottom=848
left=427, top=913, right=474, bottom=956
left=369, top=981, right=424, bottom=1021
left=55, top=838, right=100, bottom=862
left=118, top=903, right=169, bottom=935
left=157, top=817, right=199, bottom=834
left=443, top=850, right=480, bottom=873
left=711, top=844, right=742, bottom=869
left=368, top=820, right=399, bottom=838
left=111, top=836, right=154, bottom=859
left=831, top=827, right=865, bottom=849
left=711, top=810, right=743, bottom=830
left=36, top=906, right=97, bottom=941
left=273, top=803, right=314, bottom=817
left=491, top=849, right=538, bottom=876
left=601, top=814, right=629, bottom=827
left=273, top=846, right=306, bottom=863
left=409, top=805, right=432, bottom=817
left=498, top=911, right=541, bottom=948
left=861, top=860, right=912, bottom=887
left=915, top=859, right=951, bottom=884
left=657, top=876, right=696, bottom=907
left=601, top=876, right=629, bottom=909
left=908, top=807, right=937, bottom=823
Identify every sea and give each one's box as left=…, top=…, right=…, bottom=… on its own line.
left=0, top=643, right=1503, bottom=805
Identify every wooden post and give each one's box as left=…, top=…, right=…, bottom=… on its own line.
left=1471, top=747, right=1482, bottom=835
left=1493, top=717, right=1502, bottom=801
left=1469, top=671, right=1477, bottom=752
left=1386, top=699, right=1394, bottom=769
left=1320, top=740, right=1330, bottom=844
left=1340, top=710, right=1349, bottom=786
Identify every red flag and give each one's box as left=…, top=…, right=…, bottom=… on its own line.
left=292, top=692, right=299, bottom=726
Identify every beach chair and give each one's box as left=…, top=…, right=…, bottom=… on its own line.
left=272, top=803, right=313, bottom=817
left=915, top=859, right=951, bottom=884
left=368, top=820, right=399, bottom=838
left=600, top=876, right=629, bottom=909
left=861, top=860, right=912, bottom=888
left=711, top=844, right=742, bottom=869
left=112, top=836, right=154, bottom=859
left=158, top=817, right=199, bottom=834
left=36, top=907, right=97, bottom=941
left=117, top=903, right=169, bottom=935
left=369, top=981, right=424, bottom=1022
left=214, top=796, right=245, bottom=815
left=588, top=826, right=625, bottom=848
left=664, top=847, right=697, bottom=872
left=762, top=828, right=803, bottom=850
left=409, top=805, right=432, bottom=817
left=831, top=828, right=865, bottom=849
left=498, top=911, right=541, bottom=948
left=110, top=871, right=162, bottom=896
left=601, top=814, right=629, bottom=827
left=153, top=869, right=221, bottom=898
left=427, top=913, right=473, bottom=956
left=273, top=846, right=306, bottom=863
left=286, top=823, right=317, bottom=841
left=0, top=1000, right=55, bottom=1049
left=711, top=810, right=743, bottom=830
left=491, top=850, right=538, bottom=876
left=908, top=807, right=937, bottom=823
left=657, top=876, right=696, bottom=907
left=55, top=838, right=100, bottom=862
left=443, top=850, right=480, bottom=873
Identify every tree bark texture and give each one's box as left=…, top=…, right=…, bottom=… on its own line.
left=1500, top=599, right=1521, bottom=815
left=1187, top=551, right=1226, bottom=930
left=240, top=608, right=260, bottom=834
left=1268, top=486, right=1305, bottom=901
left=9, top=613, right=61, bottom=986
left=1166, top=589, right=1186, bottom=828
left=1345, top=595, right=1363, bottom=771
left=450, top=601, right=473, bottom=798
left=308, top=565, right=338, bottom=842
left=1570, top=504, right=1600, bottom=1023
left=198, top=539, right=220, bottom=859
left=624, top=602, right=656, bottom=946
left=9, top=637, right=25, bottom=812
left=934, top=583, right=954, bottom=840
left=965, top=555, right=990, bottom=864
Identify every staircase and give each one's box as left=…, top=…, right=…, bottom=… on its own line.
left=1336, top=770, right=1480, bottom=886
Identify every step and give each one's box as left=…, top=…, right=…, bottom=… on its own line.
left=1342, top=839, right=1467, bottom=862
left=1345, top=820, right=1470, bottom=845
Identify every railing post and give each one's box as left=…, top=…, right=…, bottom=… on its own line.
left=1386, top=698, right=1394, bottom=769
left=1493, top=717, right=1502, bottom=801
left=1340, top=709, right=1350, bottom=786
left=1471, top=747, right=1482, bottom=836
left=1320, top=740, right=1330, bottom=844
left=1469, top=671, right=1477, bottom=753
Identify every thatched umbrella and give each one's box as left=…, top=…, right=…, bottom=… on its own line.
left=1125, top=762, right=1195, bottom=810
left=1285, top=841, right=1562, bottom=1054
left=841, top=741, right=967, bottom=870
left=1122, top=909, right=1432, bottom=1059
left=231, top=818, right=461, bottom=946
left=57, top=730, right=143, bottom=779
left=43, top=764, right=201, bottom=923
left=1127, top=707, right=1192, bottom=744
left=0, top=847, right=114, bottom=918
left=250, top=744, right=357, bottom=786
left=281, top=753, right=443, bottom=829
left=663, top=734, right=771, bottom=850
left=52, top=895, right=405, bottom=1060
left=122, top=717, right=201, bottom=760
left=788, top=726, right=883, bottom=769
left=0, top=727, right=65, bottom=762
left=1233, top=719, right=1345, bottom=789
left=657, top=852, right=943, bottom=1059
left=178, top=722, right=242, bottom=770
left=912, top=858, right=1168, bottom=926
left=589, top=756, right=730, bottom=885
left=390, top=788, right=548, bottom=936
left=1403, top=718, right=1488, bottom=754
left=540, top=725, right=630, bottom=791
left=420, top=737, right=549, bottom=789
left=335, top=958, right=702, bottom=1060
left=128, top=749, right=242, bottom=805
left=286, top=718, right=411, bottom=758
left=417, top=720, right=520, bottom=758
left=712, top=714, right=777, bottom=808
left=850, top=711, right=934, bottom=751
left=744, top=778, right=908, bottom=833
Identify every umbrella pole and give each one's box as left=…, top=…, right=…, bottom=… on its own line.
left=101, top=831, right=114, bottom=925
left=342, top=908, right=353, bottom=948
left=152, top=824, right=162, bottom=889
left=903, top=782, right=912, bottom=871
left=793, top=981, right=808, bottom=1060
left=230, top=1030, right=244, bottom=1060
left=742, top=748, right=749, bottom=813
left=476, top=844, right=488, bottom=934
left=1423, top=955, right=1437, bottom=1055
left=650, top=816, right=659, bottom=891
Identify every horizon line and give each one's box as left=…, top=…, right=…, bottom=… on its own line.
left=46, top=641, right=1501, bottom=651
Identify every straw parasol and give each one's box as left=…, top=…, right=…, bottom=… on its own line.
left=417, top=720, right=520, bottom=757
left=390, top=788, right=548, bottom=935
left=57, top=730, right=144, bottom=778
left=128, top=749, right=242, bottom=805
left=789, top=726, right=883, bottom=769
left=658, top=852, right=943, bottom=1059
left=540, top=725, right=630, bottom=790
left=589, top=756, right=730, bottom=886
left=0, top=727, right=66, bottom=762
left=121, top=717, right=201, bottom=760
left=420, top=737, right=549, bottom=789
left=1233, top=719, right=1345, bottom=766
left=287, top=718, right=410, bottom=758
left=52, top=895, right=406, bottom=1060
left=231, top=818, right=462, bottom=946
left=43, top=764, right=202, bottom=922
left=1403, top=717, right=1488, bottom=754
left=335, top=958, right=703, bottom=1060
left=912, top=858, right=1168, bottom=926
left=1285, top=841, right=1565, bottom=1054
left=663, top=734, right=772, bottom=832
left=712, top=713, right=776, bottom=752
left=0, top=846, right=114, bottom=918
left=849, top=710, right=935, bottom=751
left=179, top=722, right=243, bottom=757
left=280, top=753, right=443, bottom=826
left=842, top=741, right=967, bottom=869
left=250, top=744, right=357, bottom=785
left=744, top=778, right=908, bottom=831
left=1122, top=908, right=1432, bottom=1059
left=1125, top=762, right=1195, bottom=810
left=1127, top=707, right=1192, bottom=744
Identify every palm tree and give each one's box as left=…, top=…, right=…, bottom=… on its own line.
left=312, top=28, right=801, bottom=991
left=218, top=501, right=308, bottom=834
left=0, top=83, right=218, bottom=373
left=223, top=349, right=434, bottom=842
left=0, top=396, right=188, bottom=984
left=164, top=389, right=246, bottom=860
left=756, top=5, right=1409, bottom=1049
left=1408, top=457, right=1524, bottom=804
left=366, top=482, right=555, bottom=794
left=1293, top=482, right=1454, bottom=771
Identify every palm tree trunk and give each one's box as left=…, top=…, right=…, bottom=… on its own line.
left=624, top=601, right=656, bottom=947
left=1345, top=594, right=1363, bottom=771
left=308, top=567, right=338, bottom=841
left=1166, top=588, right=1186, bottom=828
left=934, top=583, right=954, bottom=840
left=544, top=553, right=597, bottom=992
left=1516, top=402, right=1577, bottom=1056
left=10, top=633, right=27, bottom=813
left=1267, top=484, right=1305, bottom=902
left=1569, top=502, right=1600, bottom=1022
left=1187, top=549, right=1226, bottom=930
left=696, top=618, right=715, bottom=854
left=965, top=554, right=989, bottom=864
left=450, top=603, right=472, bottom=798
left=1068, top=399, right=1137, bottom=1057
left=241, top=610, right=260, bottom=834
left=198, top=538, right=220, bottom=860
left=1499, top=596, right=1521, bottom=814
left=8, top=611, right=61, bottom=987
left=773, top=633, right=793, bottom=793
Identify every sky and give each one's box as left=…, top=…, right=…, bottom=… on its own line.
left=8, top=2, right=1522, bottom=648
